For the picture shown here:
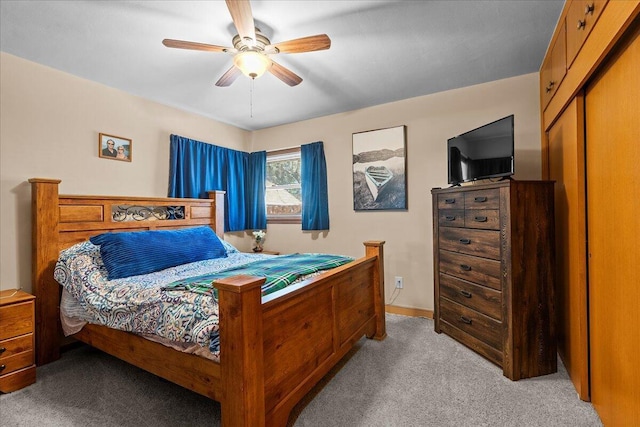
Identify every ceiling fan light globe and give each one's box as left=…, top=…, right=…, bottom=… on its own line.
left=233, top=51, right=270, bottom=79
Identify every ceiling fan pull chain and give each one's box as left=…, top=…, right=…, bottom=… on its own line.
left=250, top=78, right=254, bottom=118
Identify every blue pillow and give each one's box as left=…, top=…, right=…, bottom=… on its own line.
left=90, top=226, right=227, bottom=280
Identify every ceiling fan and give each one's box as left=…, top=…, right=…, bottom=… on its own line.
left=162, top=0, right=331, bottom=87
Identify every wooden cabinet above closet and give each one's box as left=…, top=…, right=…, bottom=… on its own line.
left=566, top=1, right=608, bottom=66
left=540, top=21, right=567, bottom=108
left=541, top=1, right=610, bottom=110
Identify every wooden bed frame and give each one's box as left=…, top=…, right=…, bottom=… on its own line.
left=29, top=178, right=386, bottom=426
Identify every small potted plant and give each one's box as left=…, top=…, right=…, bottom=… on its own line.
left=252, top=230, right=266, bottom=252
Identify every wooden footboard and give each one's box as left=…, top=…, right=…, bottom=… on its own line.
left=217, top=242, right=385, bottom=426
left=29, top=178, right=386, bottom=427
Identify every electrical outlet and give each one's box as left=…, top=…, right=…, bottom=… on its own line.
left=395, top=276, right=403, bottom=289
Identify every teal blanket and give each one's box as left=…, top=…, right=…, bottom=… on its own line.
left=163, top=253, right=353, bottom=297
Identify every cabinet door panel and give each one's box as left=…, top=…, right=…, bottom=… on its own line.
left=542, top=21, right=567, bottom=108
left=547, top=96, right=589, bottom=401
left=566, top=0, right=608, bottom=67
left=586, top=23, right=640, bottom=426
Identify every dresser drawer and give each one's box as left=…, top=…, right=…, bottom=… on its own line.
left=439, top=227, right=500, bottom=260
left=440, top=274, right=502, bottom=320
left=438, top=209, right=464, bottom=227
left=437, top=193, right=464, bottom=210
left=439, top=251, right=501, bottom=290
left=464, top=209, right=499, bottom=230
left=0, top=301, right=34, bottom=341
left=464, top=189, right=500, bottom=210
left=440, top=298, right=502, bottom=351
left=0, top=335, right=33, bottom=360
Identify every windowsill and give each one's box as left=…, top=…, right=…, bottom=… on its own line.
left=267, top=217, right=301, bottom=225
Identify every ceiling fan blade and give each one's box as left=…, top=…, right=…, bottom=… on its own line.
left=162, top=39, right=230, bottom=53
left=225, top=0, right=256, bottom=44
left=215, top=65, right=242, bottom=87
left=269, top=60, right=303, bottom=86
left=269, top=34, right=331, bottom=54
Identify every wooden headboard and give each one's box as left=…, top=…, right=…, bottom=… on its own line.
left=29, top=178, right=226, bottom=365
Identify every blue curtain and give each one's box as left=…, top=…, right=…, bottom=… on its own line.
left=301, top=141, right=329, bottom=230
left=246, top=151, right=267, bottom=230
left=168, top=134, right=266, bottom=231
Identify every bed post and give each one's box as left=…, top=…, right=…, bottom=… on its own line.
left=364, top=240, right=387, bottom=340
left=215, top=275, right=267, bottom=427
left=28, top=178, right=62, bottom=365
left=207, top=190, right=226, bottom=239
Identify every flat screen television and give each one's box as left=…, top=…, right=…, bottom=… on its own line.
left=447, top=115, right=514, bottom=185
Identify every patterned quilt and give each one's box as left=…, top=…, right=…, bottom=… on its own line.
left=54, top=241, right=353, bottom=358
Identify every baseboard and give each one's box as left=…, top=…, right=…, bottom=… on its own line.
left=385, top=304, right=433, bottom=319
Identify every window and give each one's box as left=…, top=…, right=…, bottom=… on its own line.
left=266, top=148, right=302, bottom=224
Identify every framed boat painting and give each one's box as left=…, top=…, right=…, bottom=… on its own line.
left=352, top=125, right=407, bottom=210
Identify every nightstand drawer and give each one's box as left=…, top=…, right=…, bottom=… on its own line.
left=439, top=250, right=501, bottom=290
left=0, top=365, right=36, bottom=393
left=0, top=335, right=33, bottom=360
left=0, top=349, right=34, bottom=375
left=0, top=301, right=34, bottom=340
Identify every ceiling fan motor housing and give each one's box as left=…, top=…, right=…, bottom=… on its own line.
left=232, top=28, right=277, bottom=54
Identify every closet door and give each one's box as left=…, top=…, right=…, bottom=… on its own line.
left=547, top=96, right=589, bottom=401
left=585, top=23, right=640, bottom=425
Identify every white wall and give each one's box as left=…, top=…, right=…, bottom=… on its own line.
left=0, top=52, right=250, bottom=293
left=250, top=73, right=541, bottom=311
left=1, top=51, right=541, bottom=312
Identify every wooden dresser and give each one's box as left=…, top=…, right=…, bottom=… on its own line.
left=0, top=289, right=36, bottom=392
left=431, top=180, right=556, bottom=380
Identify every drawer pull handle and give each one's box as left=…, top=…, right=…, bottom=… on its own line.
left=460, top=264, right=472, bottom=271
left=577, top=19, right=586, bottom=30
left=474, top=216, right=488, bottom=222
left=459, top=238, right=471, bottom=244
left=445, top=198, right=456, bottom=204
left=0, top=364, right=5, bottom=372
left=474, top=196, right=487, bottom=202
left=460, top=316, right=472, bottom=325
left=0, top=347, right=5, bottom=354
left=585, top=3, right=594, bottom=14
left=460, top=290, right=472, bottom=298
left=445, top=215, right=456, bottom=221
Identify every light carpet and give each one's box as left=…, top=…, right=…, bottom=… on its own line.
left=0, top=315, right=601, bottom=426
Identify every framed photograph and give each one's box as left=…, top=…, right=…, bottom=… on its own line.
left=352, top=125, right=407, bottom=211
left=99, top=133, right=132, bottom=162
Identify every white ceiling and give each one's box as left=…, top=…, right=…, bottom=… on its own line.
left=0, top=0, right=563, bottom=131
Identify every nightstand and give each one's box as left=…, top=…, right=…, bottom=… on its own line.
left=0, top=289, right=36, bottom=393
